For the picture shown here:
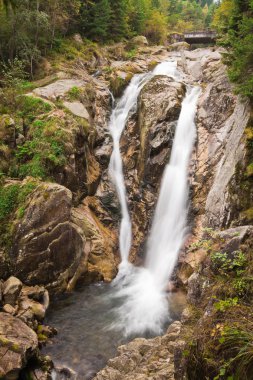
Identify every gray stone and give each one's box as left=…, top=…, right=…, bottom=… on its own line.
left=33, top=79, right=85, bottom=100
left=0, top=313, right=38, bottom=380
left=3, top=277, right=22, bottom=306
left=63, top=101, right=90, bottom=120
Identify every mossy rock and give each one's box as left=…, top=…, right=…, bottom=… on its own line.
left=109, top=73, right=133, bottom=98
left=0, top=179, right=38, bottom=253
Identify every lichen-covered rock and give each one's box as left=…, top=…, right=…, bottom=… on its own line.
left=131, top=36, right=149, bottom=47
left=0, top=312, right=38, bottom=380
left=0, top=114, right=15, bottom=147
left=168, top=41, right=190, bottom=51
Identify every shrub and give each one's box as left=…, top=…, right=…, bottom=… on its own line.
left=214, top=297, right=239, bottom=312
left=15, top=118, right=67, bottom=180
left=211, top=251, right=247, bottom=276
left=217, top=326, right=253, bottom=379
left=67, top=86, right=82, bottom=100
left=17, top=96, right=52, bottom=124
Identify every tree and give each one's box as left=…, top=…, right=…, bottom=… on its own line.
left=213, top=0, right=253, bottom=98
left=0, top=0, right=16, bottom=11
left=109, top=0, right=129, bottom=40
left=84, top=0, right=111, bottom=41
left=144, top=9, right=167, bottom=43
left=128, top=0, right=152, bottom=35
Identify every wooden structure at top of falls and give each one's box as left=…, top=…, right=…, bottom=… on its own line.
left=170, top=30, right=217, bottom=45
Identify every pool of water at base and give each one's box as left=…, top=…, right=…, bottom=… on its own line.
left=43, top=283, right=186, bottom=380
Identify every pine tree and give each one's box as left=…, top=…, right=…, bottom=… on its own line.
left=81, top=0, right=111, bottom=41
left=109, top=0, right=129, bottom=41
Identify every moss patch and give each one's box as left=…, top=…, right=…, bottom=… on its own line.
left=0, top=180, right=38, bottom=249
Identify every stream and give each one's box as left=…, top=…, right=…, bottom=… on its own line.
left=44, top=284, right=186, bottom=379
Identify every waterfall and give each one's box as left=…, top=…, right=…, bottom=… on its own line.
left=109, top=73, right=151, bottom=263
left=145, top=87, right=201, bottom=288
left=109, top=61, right=179, bottom=266
left=110, top=77, right=200, bottom=336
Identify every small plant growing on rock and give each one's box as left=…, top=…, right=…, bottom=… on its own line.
left=211, top=250, right=247, bottom=276
left=67, top=86, right=82, bottom=101
left=214, top=297, right=239, bottom=312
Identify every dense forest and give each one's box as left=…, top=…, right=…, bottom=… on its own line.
left=0, top=0, right=214, bottom=70
left=0, top=0, right=252, bottom=98
left=213, top=0, right=253, bottom=98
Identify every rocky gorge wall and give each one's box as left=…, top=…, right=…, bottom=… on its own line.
left=0, top=39, right=252, bottom=379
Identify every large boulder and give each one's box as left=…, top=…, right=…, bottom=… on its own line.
left=131, top=36, right=149, bottom=47
left=168, top=41, right=190, bottom=52
left=11, top=183, right=85, bottom=292
left=33, top=79, right=85, bottom=100
left=0, top=313, right=38, bottom=380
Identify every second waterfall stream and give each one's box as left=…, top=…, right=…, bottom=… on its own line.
left=109, top=61, right=200, bottom=336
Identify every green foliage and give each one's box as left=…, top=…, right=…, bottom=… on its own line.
left=15, top=118, right=67, bottom=180
left=217, top=326, right=253, bottom=379
left=17, top=96, right=52, bottom=123
left=109, top=0, right=129, bottom=41
left=190, top=239, right=212, bottom=250
left=213, top=0, right=253, bottom=99
left=80, top=0, right=111, bottom=42
left=0, top=180, right=37, bottom=248
left=144, top=9, right=168, bottom=44
left=211, top=250, right=247, bottom=277
left=233, top=278, right=249, bottom=296
left=0, top=184, right=20, bottom=221
left=67, top=86, right=82, bottom=100
left=246, top=163, right=253, bottom=177
left=167, top=0, right=215, bottom=32
left=125, top=49, right=137, bottom=60
left=0, top=59, right=27, bottom=112
left=214, top=297, right=238, bottom=312
left=0, top=0, right=81, bottom=76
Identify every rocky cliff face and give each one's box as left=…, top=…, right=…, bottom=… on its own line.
left=185, top=49, right=252, bottom=231
left=1, top=45, right=251, bottom=292
left=0, top=41, right=252, bottom=379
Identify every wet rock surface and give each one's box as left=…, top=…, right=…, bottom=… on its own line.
left=121, top=75, right=185, bottom=261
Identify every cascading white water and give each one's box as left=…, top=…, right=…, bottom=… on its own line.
left=146, top=86, right=201, bottom=287
left=110, top=82, right=200, bottom=336
left=109, top=73, right=151, bottom=263
left=109, top=61, right=179, bottom=266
